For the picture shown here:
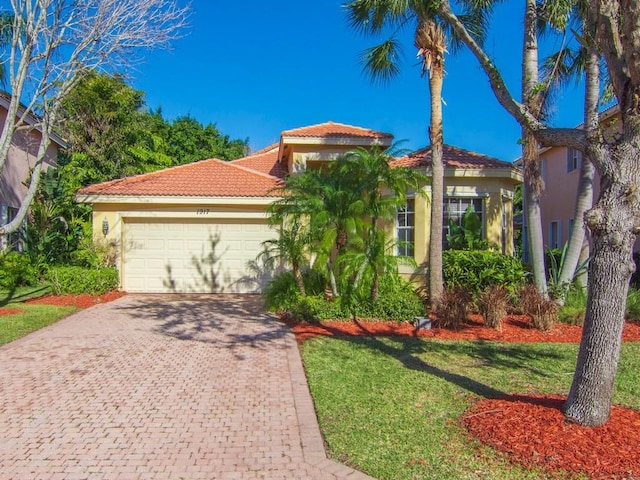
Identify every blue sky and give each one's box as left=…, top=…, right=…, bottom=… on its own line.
left=131, top=1, right=585, bottom=162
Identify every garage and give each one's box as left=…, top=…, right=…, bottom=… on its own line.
left=122, top=217, right=274, bottom=293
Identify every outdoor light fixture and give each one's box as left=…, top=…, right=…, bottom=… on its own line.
left=102, top=217, right=109, bottom=236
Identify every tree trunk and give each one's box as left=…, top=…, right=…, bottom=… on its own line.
left=293, top=263, right=306, bottom=296
left=521, top=0, right=547, bottom=296
left=557, top=36, right=599, bottom=298
left=564, top=164, right=637, bottom=425
left=428, top=61, right=445, bottom=305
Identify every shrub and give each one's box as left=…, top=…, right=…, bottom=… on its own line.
left=46, top=266, right=119, bottom=295
left=626, top=288, right=640, bottom=322
left=519, top=284, right=557, bottom=331
left=558, top=286, right=587, bottom=326
left=443, top=250, right=526, bottom=299
left=478, top=285, right=509, bottom=331
left=434, top=286, right=473, bottom=330
left=289, top=295, right=346, bottom=323
left=350, top=281, right=424, bottom=322
left=262, top=269, right=326, bottom=313
left=0, top=252, right=38, bottom=290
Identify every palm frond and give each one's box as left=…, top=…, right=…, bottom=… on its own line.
left=344, top=0, right=412, bottom=34
left=362, top=38, right=403, bottom=84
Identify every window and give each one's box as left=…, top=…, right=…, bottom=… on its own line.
left=567, top=148, right=583, bottom=172
left=396, top=198, right=415, bottom=257
left=2, top=206, right=22, bottom=251
left=443, top=197, right=484, bottom=247
left=568, top=218, right=574, bottom=237
left=549, top=221, right=562, bottom=249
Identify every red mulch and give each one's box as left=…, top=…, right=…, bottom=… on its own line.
left=24, top=290, right=126, bottom=309
left=0, top=307, right=24, bottom=316
left=464, top=395, right=640, bottom=479
left=289, top=314, right=640, bottom=344
left=288, top=315, right=640, bottom=479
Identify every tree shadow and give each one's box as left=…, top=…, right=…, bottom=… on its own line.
left=303, top=320, right=567, bottom=399
left=115, top=294, right=289, bottom=357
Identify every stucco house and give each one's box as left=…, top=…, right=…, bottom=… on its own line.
left=77, top=121, right=522, bottom=294
left=0, top=94, right=66, bottom=250
left=532, top=104, right=626, bottom=259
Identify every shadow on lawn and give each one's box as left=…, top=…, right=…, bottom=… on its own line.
left=304, top=319, right=567, bottom=399
left=116, top=294, right=288, bottom=355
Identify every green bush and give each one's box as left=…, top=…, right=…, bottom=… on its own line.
left=45, top=266, right=119, bottom=295
left=0, top=252, right=38, bottom=290
left=262, top=269, right=326, bottom=313
left=558, top=286, right=587, bottom=326
left=349, top=281, right=424, bottom=322
left=443, top=250, right=526, bottom=299
left=289, top=295, right=346, bottom=323
left=626, top=288, right=640, bottom=322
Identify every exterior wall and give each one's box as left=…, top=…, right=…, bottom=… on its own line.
left=399, top=173, right=519, bottom=283
left=287, top=143, right=376, bottom=173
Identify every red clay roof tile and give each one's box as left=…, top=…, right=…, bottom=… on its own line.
left=77, top=157, right=283, bottom=197
left=281, top=121, right=393, bottom=140
left=391, top=144, right=516, bottom=170
left=230, top=145, right=288, bottom=179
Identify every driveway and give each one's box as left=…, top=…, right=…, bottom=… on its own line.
left=0, top=295, right=374, bottom=480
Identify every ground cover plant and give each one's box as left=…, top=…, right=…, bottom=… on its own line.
left=301, top=333, right=640, bottom=480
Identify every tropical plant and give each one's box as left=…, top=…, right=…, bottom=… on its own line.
left=445, top=205, right=488, bottom=250
left=546, top=243, right=590, bottom=301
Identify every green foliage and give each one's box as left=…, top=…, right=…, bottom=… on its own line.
left=446, top=205, right=489, bottom=250
left=442, top=249, right=526, bottom=298
left=262, top=269, right=327, bottom=313
left=558, top=286, right=587, bottom=326
left=348, top=279, right=424, bottom=322
left=289, top=295, right=347, bottom=323
left=45, top=266, right=119, bottom=295
left=546, top=243, right=589, bottom=300
left=0, top=252, right=38, bottom=289
left=626, top=288, right=640, bottom=323
left=60, top=72, right=248, bottom=188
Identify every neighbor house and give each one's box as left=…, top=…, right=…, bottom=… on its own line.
left=531, top=104, right=626, bottom=259
left=76, top=121, right=522, bottom=293
left=0, top=93, right=66, bottom=250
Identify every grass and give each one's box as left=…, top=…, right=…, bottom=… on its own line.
left=0, top=283, right=52, bottom=306
left=0, top=303, right=77, bottom=345
left=301, top=335, right=640, bottom=480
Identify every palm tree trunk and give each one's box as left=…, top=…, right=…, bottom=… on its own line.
left=521, top=0, right=547, bottom=296
left=293, top=262, right=306, bottom=296
left=557, top=36, right=599, bottom=297
left=428, top=52, right=445, bottom=304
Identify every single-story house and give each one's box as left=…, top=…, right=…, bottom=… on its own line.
left=77, top=121, right=522, bottom=293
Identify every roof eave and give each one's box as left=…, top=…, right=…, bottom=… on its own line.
left=75, top=194, right=281, bottom=205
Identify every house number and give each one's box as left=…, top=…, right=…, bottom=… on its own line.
left=196, top=208, right=210, bottom=215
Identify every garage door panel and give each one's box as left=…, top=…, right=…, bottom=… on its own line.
left=123, top=218, right=273, bottom=293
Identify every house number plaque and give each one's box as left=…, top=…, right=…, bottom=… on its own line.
left=196, top=208, right=210, bottom=215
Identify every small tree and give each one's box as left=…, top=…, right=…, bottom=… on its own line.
left=0, top=0, right=189, bottom=237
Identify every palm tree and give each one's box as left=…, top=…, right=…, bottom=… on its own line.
left=345, top=0, right=480, bottom=305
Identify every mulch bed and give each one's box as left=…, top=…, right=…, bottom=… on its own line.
left=0, top=307, right=25, bottom=316
left=24, top=290, right=126, bottom=309
left=288, top=314, right=640, bottom=479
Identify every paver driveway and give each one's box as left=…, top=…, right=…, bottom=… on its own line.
left=0, top=295, right=375, bottom=480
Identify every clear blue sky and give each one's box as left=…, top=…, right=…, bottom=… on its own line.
left=131, top=1, right=585, bottom=162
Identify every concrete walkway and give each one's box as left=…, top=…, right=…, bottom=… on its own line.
left=0, top=295, right=375, bottom=480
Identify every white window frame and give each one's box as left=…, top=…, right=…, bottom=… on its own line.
left=567, top=148, right=583, bottom=172
left=396, top=198, right=415, bottom=257
left=443, top=196, right=485, bottom=247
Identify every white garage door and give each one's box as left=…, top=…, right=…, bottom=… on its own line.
left=122, top=218, right=275, bottom=293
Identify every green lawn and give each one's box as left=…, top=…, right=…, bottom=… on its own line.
left=301, top=336, right=640, bottom=480
left=0, top=303, right=77, bottom=345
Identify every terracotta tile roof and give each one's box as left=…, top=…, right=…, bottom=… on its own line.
left=281, top=121, right=393, bottom=140
left=391, top=144, right=516, bottom=170
left=77, top=158, right=283, bottom=197
left=231, top=145, right=288, bottom=179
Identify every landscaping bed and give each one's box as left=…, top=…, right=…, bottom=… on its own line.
left=25, top=290, right=126, bottom=309
left=296, top=316, right=640, bottom=479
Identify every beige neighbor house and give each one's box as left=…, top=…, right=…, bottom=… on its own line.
left=0, top=94, right=66, bottom=250
left=534, top=105, right=631, bottom=258
left=77, top=121, right=522, bottom=294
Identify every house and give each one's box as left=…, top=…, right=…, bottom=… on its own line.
left=534, top=104, right=623, bottom=258
left=0, top=94, right=66, bottom=250
left=76, top=121, right=522, bottom=294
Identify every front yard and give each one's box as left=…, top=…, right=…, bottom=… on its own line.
left=301, top=332, right=640, bottom=480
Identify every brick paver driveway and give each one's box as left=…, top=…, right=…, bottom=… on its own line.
left=0, top=295, right=374, bottom=480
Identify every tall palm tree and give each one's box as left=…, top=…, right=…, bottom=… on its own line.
left=345, top=0, right=485, bottom=305
left=415, top=20, right=446, bottom=304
